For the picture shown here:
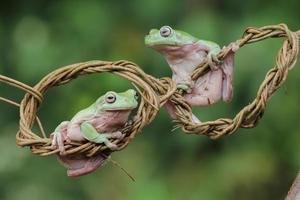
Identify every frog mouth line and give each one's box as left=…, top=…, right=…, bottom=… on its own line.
left=105, top=107, right=135, bottom=112
left=146, top=43, right=180, bottom=48
left=148, top=44, right=188, bottom=51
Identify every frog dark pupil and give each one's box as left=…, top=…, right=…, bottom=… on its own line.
left=161, top=29, right=169, bottom=37
left=106, top=94, right=116, bottom=103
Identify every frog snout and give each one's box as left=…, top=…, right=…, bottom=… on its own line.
left=149, top=29, right=157, bottom=34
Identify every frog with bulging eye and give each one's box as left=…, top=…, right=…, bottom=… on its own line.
left=145, top=26, right=238, bottom=122
left=51, top=89, right=139, bottom=177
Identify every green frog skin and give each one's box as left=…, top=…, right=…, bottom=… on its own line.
left=51, top=89, right=138, bottom=177
left=145, top=26, right=238, bottom=122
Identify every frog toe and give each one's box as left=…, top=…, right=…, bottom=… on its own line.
left=105, top=142, right=118, bottom=150
left=208, top=52, right=222, bottom=70
left=177, top=83, right=190, bottom=92
left=111, top=131, right=123, bottom=139
left=50, top=132, right=59, bottom=150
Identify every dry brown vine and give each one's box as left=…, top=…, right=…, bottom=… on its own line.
left=172, top=23, right=300, bottom=139
left=0, top=23, right=298, bottom=158
left=16, top=60, right=176, bottom=157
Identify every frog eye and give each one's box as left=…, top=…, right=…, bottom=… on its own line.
left=105, top=93, right=116, bottom=103
left=160, top=26, right=172, bottom=37
left=134, top=91, right=139, bottom=100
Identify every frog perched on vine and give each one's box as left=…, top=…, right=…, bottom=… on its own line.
left=51, top=89, right=139, bottom=177
left=145, top=26, right=238, bottom=122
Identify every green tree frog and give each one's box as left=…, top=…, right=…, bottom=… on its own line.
left=51, top=89, right=139, bottom=177
left=145, top=26, right=238, bottom=122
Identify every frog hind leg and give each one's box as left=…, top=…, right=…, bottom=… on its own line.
left=184, top=70, right=223, bottom=106
left=221, top=53, right=234, bottom=102
left=58, top=153, right=109, bottom=177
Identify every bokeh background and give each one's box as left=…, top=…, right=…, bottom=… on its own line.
left=1, top=0, right=300, bottom=199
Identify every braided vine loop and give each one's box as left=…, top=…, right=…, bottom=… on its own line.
left=17, top=60, right=176, bottom=157
left=173, top=24, right=300, bottom=139
left=11, top=23, right=300, bottom=157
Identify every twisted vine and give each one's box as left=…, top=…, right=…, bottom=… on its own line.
left=0, top=23, right=298, bottom=157
left=173, top=24, right=300, bottom=139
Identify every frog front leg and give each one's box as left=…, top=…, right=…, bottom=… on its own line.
left=51, top=121, right=70, bottom=154
left=204, top=42, right=237, bottom=102
left=197, top=40, right=222, bottom=70
left=184, top=50, right=236, bottom=106
left=80, top=122, right=123, bottom=150
left=171, top=67, right=193, bottom=92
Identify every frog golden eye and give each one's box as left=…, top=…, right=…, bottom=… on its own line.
left=105, top=93, right=116, bottom=103
left=160, top=26, right=172, bottom=37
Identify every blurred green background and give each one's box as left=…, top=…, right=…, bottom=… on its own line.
left=1, top=0, right=300, bottom=199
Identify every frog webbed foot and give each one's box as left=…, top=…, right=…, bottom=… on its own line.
left=177, top=83, right=192, bottom=93
left=110, top=131, right=124, bottom=139
left=207, top=51, right=222, bottom=71
left=96, top=131, right=124, bottom=150
left=176, top=79, right=194, bottom=93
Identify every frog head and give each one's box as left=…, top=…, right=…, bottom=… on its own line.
left=145, top=26, right=198, bottom=48
left=95, top=89, right=139, bottom=112
left=145, top=26, right=200, bottom=59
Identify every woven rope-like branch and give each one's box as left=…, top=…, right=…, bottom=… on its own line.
left=16, top=60, right=176, bottom=156
left=172, top=24, right=300, bottom=139
left=0, top=23, right=298, bottom=157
